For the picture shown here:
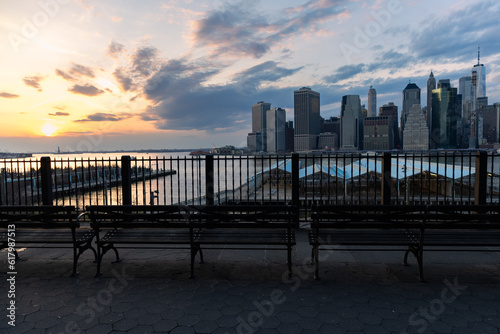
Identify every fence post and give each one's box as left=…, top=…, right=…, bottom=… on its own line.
left=205, top=155, right=214, bottom=205
left=474, top=151, right=487, bottom=205
left=381, top=152, right=392, bottom=205
left=121, top=156, right=132, bottom=206
left=0, top=169, right=5, bottom=205
left=41, top=156, right=53, bottom=206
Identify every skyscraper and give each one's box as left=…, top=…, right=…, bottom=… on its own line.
left=293, top=87, right=321, bottom=151
left=251, top=101, right=271, bottom=152
left=340, top=95, right=362, bottom=150
left=403, top=104, right=429, bottom=150
left=267, top=107, right=286, bottom=153
left=426, top=72, right=436, bottom=126
left=379, top=102, right=399, bottom=149
left=431, top=85, right=459, bottom=149
left=459, top=76, right=472, bottom=120
left=471, top=45, right=486, bottom=110
left=368, top=86, right=376, bottom=118
left=401, top=81, right=421, bottom=143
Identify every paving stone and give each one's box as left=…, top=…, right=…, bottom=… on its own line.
left=153, top=319, right=178, bottom=332
left=297, top=317, right=323, bottom=330
left=318, top=323, right=346, bottom=334
left=34, top=316, right=62, bottom=329
left=112, top=317, right=138, bottom=331
left=216, top=314, right=239, bottom=328
left=193, top=320, right=220, bottom=333
left=199, top=309, right=223, bottom=321
left=99, top=311, right=124, bottom=324
left=381, top=318, right=408, bottom=332
left=470, top=303, right=499, bottom=316
left=468, top=321, right=500, bottom=333
left=138, top=313, right=162, bottom=325
left=161, top=307, right=185, bottom=320
left=296, top=306, right=320, bottom=318
left=86, top=323, right=113, bottom=334
left=170, top=326, right=196, bottom=334
left=110, top=302, right=134, bottom=313
left=220, top=304, right=243, bottom=315
left=177, top=314, right=201, bottom=327
left=357, top=312, right=383, bottom=325
left=374, top=307, right=400, bottom=320
left=277, top=311, right=301, bottom=323
left=128, top=325, right=154, bottom=334
left=277, top=322, right=303, bottom=334
left=337, top=318, right=365, bottom=332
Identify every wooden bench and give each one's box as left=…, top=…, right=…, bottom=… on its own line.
left=87, top=205, right=296, bottom=278
left=309, top=205, right=426, bottom=280
left=0, top=205, right=96, bottom=276
left=185, top=205, right=297, bottom=278
left=87, top=205, right=199, bottom=277
left=310, top=204, right=500, bottom=281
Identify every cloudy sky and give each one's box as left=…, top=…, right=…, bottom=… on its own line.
left=1, top=0, right=499, bottom=152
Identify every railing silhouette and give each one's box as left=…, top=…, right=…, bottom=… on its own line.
left=1, top=151, right=499, bottom=217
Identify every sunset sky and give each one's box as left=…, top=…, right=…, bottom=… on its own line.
left=1, top=0, right=499, bottom=153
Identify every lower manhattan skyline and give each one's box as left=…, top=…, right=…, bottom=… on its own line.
left=1, top=0, right=500, bottom=152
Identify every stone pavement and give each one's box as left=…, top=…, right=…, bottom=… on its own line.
left=1, top=229, right=500, bottom=334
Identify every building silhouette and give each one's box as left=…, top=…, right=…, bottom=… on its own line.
left=401, top=81, right=421, bottom=143
left=379, top=102, right=399, bottom=149
left=426, top=72, right=436, bottom=126
left=340, top=95, right=362, bottom=150
left=368, top=86, right=376, bottom=118
left=363, top=116, right=393, bottom=150
left=403, top=104, right=429, bottom=150
left=247, top=101, right=271, bottom=152
left=266, top=107, right=286, bottom=153
left=431, top=84, right=458, bottom=149
left=471, top=45, right=486, bottom=110
left=293, top=87, right=321, bottom=151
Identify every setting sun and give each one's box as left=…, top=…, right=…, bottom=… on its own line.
left=41, top=124, right=57, bottom=137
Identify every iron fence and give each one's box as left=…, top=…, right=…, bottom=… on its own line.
left=1, top=150, right=499, bottom=218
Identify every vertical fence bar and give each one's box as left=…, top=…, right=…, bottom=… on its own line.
left=381, top=152, right=391, bottom=205
left=292, top=153, right=299, bottom=212
left=121, top=156, right=132, bottom=206
left=475, top=151, right=487, bottom=205
left=41, top=156, right=53, bottom=206
left=206, top=154, right=214, bottom=205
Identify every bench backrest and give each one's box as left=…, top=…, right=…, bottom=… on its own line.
left=425, top=204, right=500, bottom=229
left=0, top=206, right=77, bottom=228
left=183, top=205, right=296, bottom=229
left=311, top=204, right=426, bottom=229
left=87, top=205, right=191, bottom=229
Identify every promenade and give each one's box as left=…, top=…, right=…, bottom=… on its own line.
left=2, top=229, right=500, bottom=334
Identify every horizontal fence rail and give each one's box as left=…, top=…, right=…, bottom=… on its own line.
left=1, top=151, right=499, bottom=220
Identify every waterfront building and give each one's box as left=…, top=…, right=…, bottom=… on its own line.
left=246, top=132, right=262, bottom=153
left=266, top=107, right=286, bottom=153
left=368, top=86, right=376, bottom=118
left=340, top=95, right=362, bottom=150
left=431, top=85, right=459, bottom=149
left=318, top=132, right=338, bottom=151
left=401, top=81, right=421, bottom=143
left=294, top=87, right=321, bottom=151
left=403, top=104, right=429, bottom=150
left=363, top=116, right=393, bottom=150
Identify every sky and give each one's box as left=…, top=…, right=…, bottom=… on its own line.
left=1, top=0, right=500, bottom=153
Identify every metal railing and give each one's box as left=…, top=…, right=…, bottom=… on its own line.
left=1, top=150, right=499, bottom=217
